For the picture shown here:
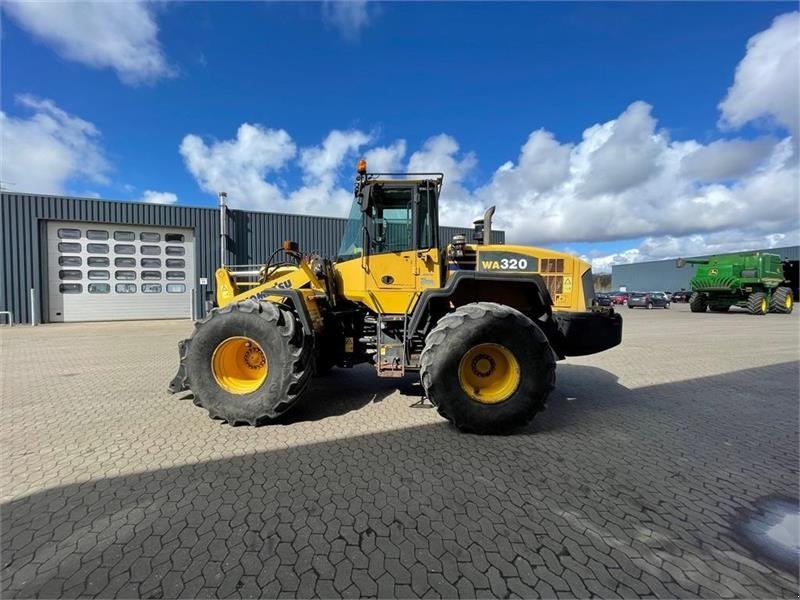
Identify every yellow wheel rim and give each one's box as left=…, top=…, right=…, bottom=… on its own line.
left=786, top=295, right=793, bottom=310
left=458, top=343, right=520, bottom=405
left=211, top=336, right=268, bottom=394
left=761, top=298, right=768, bottom=313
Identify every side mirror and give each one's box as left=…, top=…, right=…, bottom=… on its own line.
left=675, top=258, right=686, bottom=268
left=359, top=184, right=373, bottom=213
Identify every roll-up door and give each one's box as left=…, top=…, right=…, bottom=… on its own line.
left=46, top=221, right=195, bottom=322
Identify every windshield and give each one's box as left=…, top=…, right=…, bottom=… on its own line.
left=336, top=182, right=437, bottom=261
left=336, top=198, right=363, bottom=262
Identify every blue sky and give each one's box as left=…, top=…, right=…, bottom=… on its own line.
left=2, top=2, right=798, bottom=269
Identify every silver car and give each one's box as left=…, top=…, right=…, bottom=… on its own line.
left=628, top=292, right=671, bottom=309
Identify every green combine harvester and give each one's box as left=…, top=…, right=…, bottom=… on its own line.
left=676, top=252, right=796, bottom=315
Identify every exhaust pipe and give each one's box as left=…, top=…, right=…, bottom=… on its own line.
left=483, top=206, right=495, bottom=244
left=473, top=206, right=496, bottom=245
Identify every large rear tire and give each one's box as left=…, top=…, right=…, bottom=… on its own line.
left=747, top=292, right=768, bottom=316
left=420, top=302, right=555, bottom=434
left=689, top=293, right=707, bottom=313
left=184, top=299, right=313, bottom=424
left=769, top=287, right=794, bottom=314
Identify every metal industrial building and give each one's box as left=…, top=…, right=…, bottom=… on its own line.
left=0, top=192, right=504, bottom=325
left=611, top=245, right=800, bottom=292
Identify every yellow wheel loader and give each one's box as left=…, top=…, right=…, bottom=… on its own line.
left=169, top=160, right=622, bottom=433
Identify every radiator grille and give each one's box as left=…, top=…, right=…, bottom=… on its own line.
left=544, top=274, right=564, bottom=298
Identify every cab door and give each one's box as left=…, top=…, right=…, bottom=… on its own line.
left=363, top=184, right=440, bottom=313
left=366, top=199, right=417, bottom=290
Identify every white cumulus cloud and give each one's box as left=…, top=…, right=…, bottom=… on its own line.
left=680, top=137, right=778, bottom=181
left=719, top=11, right=799, bottom=136
left=0, top=95, right=109, bottom=194
left=292, top=129, right=373, bottom=215
left=140, top=190, right=178, bottom=205
left=179, top=123, right=296, bottom=211
left=300, top=130, right=372, bottom=181
left=3, top=0, right=173, bottom=85
left=180, top=126, right=372, bottom=216
left=364, top=140, right=407, bottom=173
left=460, top=101, right=797, bottom=248
left=406, top=134, right=478, bottom=226
left=178, top=102, right=796, bottom=254
left=579, top=101, right=665, bottom=197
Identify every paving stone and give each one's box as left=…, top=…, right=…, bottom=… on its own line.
left=0, top=314, right=797, bottom=599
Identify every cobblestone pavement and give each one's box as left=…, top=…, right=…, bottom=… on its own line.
left=1, top=305, right=798, bottom=598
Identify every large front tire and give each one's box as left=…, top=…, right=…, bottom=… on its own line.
left=184, top=299, right=312, bottom=425
left=420, top=302, right=555, bottom=434
left=747, top=292, right=768, bottom=316
left=769, top=287, right=794, bottom=314
left=689, top=293, right=707, bottom=313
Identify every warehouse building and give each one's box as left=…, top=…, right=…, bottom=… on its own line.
left=0, top=192, right=503, bottom=325
left=611, top=245, right=800, bottom=292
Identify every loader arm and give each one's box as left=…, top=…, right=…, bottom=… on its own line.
left=215, top=257, right=324, bottom=308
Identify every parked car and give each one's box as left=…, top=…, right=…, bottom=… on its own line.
left=609, top=291, right=630, bottom=305
left=628, top=291, right=671, bottom=309
left=594, top=293, right=613, bottom=307
left=671, top=290, right=692, bottom=303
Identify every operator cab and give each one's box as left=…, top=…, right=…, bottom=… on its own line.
left=337, top=162, right=442, bottom=262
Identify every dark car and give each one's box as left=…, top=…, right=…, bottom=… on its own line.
left=593, top=293, right=613, bottom=307
left=671, top=290, right=692, bottom=302
left=628, top=291, right=671, bottom=309
left=609, top=292, right=630, bottom=305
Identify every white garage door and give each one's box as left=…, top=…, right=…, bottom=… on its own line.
left=46, top=221, right=195, bottom=322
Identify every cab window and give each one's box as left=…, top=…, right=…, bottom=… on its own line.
left=416, top=184, right=437, bottom=250
left=368, top=186, right=413, bottom=254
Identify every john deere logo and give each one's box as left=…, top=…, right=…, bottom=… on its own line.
left=708, top=268, right=719, bottom=276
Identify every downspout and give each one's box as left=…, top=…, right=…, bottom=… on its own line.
left=218, top=191, right=227, bottom=267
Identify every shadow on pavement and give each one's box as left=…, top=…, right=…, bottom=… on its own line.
left=2, top=362, right=798, bottom=598
left=276, top=369, right=423, bottom=425
left=174, top=367, right=422, bottom=426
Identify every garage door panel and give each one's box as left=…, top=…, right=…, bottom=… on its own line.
left=47, top=222, right=195, bottom=322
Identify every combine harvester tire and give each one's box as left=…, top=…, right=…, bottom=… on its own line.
left=747, top=292, right=768, bottom=316
left=769, top=287, right=794, bottom=314
left=689, top=293, right=707, bottom=313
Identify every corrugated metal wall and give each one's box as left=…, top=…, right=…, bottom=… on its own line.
left=442, top=226, right=504, bottom=246
left=611, top=245, right=800, bottom=292
left=1, top=193, right=504, bottom=324
left=1, top=193, right=222, bottom=324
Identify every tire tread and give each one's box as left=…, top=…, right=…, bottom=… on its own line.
left=186, top=300, right=313, bottom=424
left=419, top=302, right=555, bottom=433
